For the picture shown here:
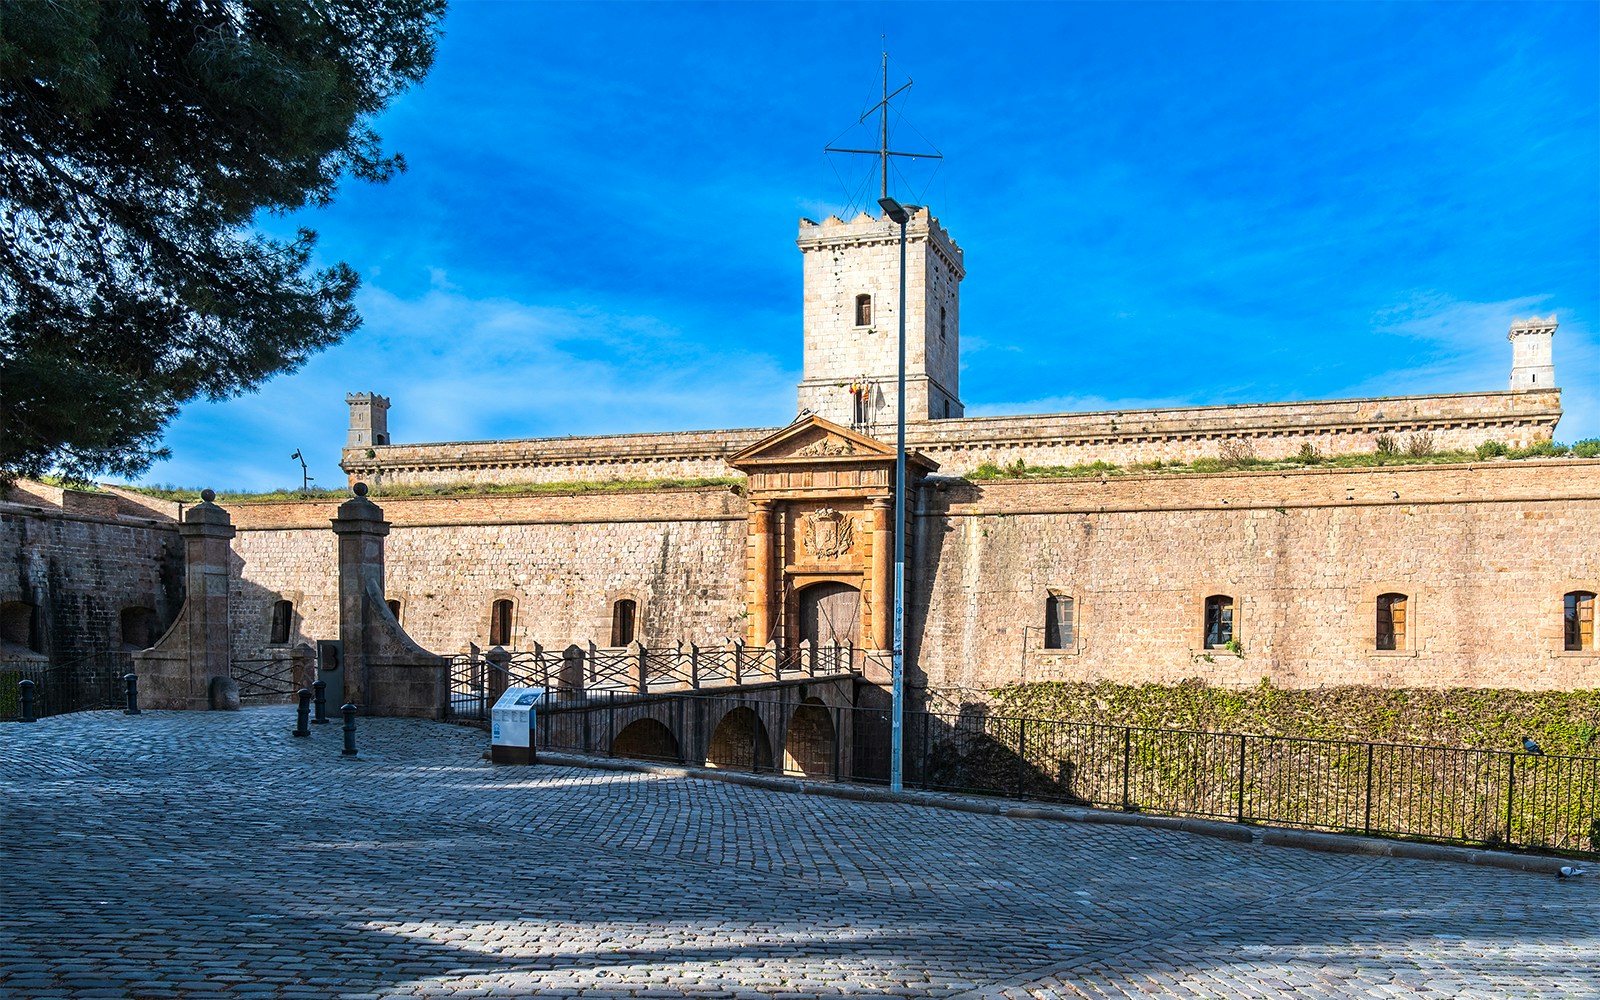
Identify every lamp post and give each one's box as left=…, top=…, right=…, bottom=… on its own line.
left=878, top=195, right=916, bottom=793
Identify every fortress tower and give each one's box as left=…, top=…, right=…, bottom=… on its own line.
left=795, top=208, right=964, bottom=430
left=346, top=392, right=391, bottom=449
left=1508, top=315, right=1557, bottom=390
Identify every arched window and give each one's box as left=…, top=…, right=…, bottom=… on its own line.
left=269, top=600, right=293, bottom=645
left=488, top=599, right=514, bottom=647
left=1566, top=592, right=1596, bottom=651
left=121, top=607, right=158, bottom=649
left=385, top=599, right=402, bottom=625
left=1376, top=593, right=1407, bottom=650
left=1204, top=595, right=1234, bottom=649
left=0, top=601, right=38, bottom=651
left=611, top=599, right=638, bottom=647
left=854, top=294, right=872, bottom=327
left=1044, top=594, right=1074, bottom=649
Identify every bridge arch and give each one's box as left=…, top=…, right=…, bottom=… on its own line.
left=783, top=697, right=836, bottom=778
left=706, top=705, right=774, bottom=771
left=612, top=718, right=681, bottom=763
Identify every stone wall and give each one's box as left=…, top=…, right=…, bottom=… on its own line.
left=0, top=491, right=183, bottom=666
left=224, top=487, right=747, bottom=658
left=911, top=459, right=1600, bottom=697
left=220, top=460, right=1600, bottom=700
left=340, top=389, right=1561, bottom=488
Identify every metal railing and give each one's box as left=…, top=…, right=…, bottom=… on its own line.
left=1, top=652, right=129, bottom=720
left=531, top=693, right=1600, bottom=856
left=230, top=656, right=302, bottom=702
left=445, top=639, right=867, bottom=720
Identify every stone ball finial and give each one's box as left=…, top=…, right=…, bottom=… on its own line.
left=353, top=482, right=369, bottom=497
left=200, top=489, right=216, bottom=503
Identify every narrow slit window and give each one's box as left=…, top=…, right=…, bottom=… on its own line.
left=1204, top=595, right=1234, bottom=649
left=386, top=599, right=402, bottom=625
left=940, top=304, right=947, bottom=342
left=489, top=599, right=514, bottom=647
left=612, top=599, right=638, bottom=647
left=1566, top=591, right=1596, bottom=651
left=855, top=294, right=872, bottom=327
left=1044, top=595, right=1074, bottom=649
left=269, top=600, right=293, bottom=645
left=1376, top=593, right=1407, bottom=650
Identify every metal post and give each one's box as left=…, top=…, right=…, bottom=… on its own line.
left=312, top=679, right=328, bottom=724
left=833, top=706, right=843, bottom=782
left=122, top=673, right=141, bottom=715
left=920, top=711, right=931, bottom=789
left=750, top=704, right=760, bottom=773
left=606, top=690, right=615, bottom=757
left=1237, top=734, right=1248, bottom=824
left=18, top=678, right=36, bottom=723
left=1363, top=743, right=1375, bottom=835
left=1504, top=754, right=1516, bottom=847
left=341, top=703, right=358, bottom=756
left=1121, top=728, right=1132, bottom=810
left=293, top=689, right=311, bottom=737
left=872, top=199, right=909, bottom=794
left=1015, top=718, right=1027, bottom=798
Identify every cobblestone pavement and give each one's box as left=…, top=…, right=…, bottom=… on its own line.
left=3, top=708, right=1597, bottom=1000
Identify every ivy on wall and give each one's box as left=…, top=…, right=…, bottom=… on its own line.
left=988, top=680, right=1600, bottom=757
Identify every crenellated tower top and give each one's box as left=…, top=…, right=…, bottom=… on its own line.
left=1507, top=315, right=1557, bottom=390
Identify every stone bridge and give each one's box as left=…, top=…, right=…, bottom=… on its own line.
left=535, top=674, right=886, bottom=781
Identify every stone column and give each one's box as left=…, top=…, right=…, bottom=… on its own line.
left=134, top=489, right=236, bottom=709
left=748, top=499, right=775, bottom=645
left=331, top=483, right=389, bottom=711
left=870, top=497, right=893, bottom=652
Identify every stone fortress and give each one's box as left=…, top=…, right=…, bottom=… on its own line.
left=2, top=207, right=1596, bottom=709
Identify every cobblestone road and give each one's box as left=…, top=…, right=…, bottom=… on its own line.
left=3, top=707, right=1596, bottom=999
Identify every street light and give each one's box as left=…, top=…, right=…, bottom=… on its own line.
left=878, top=195, right=917, bottom=793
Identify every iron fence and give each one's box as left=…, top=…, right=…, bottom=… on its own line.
left=531, top=693, right=1600, bottom=856
left=1, top=652, right=129, bottom=720
left=230, top=656, right=302, bottom=702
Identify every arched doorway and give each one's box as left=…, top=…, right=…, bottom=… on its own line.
left=798, top=582, right=860, bottom=648
left=612, top=718, right=681, bottom=763
left=783, top=697, right=836, bottom=778
left=706, top=706, right=774, bottom=771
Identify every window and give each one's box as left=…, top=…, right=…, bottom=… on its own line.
left=1376, top=593, right=1407, bottom=650
left=1204, top=595, right=1234, bottom=649
left=611, top=599, right=638, bottom=647
left=488, top=599, right=514, bottom=647
left=940, top=304, right=947, bottom=342
left=0, top=601, right=38, bottom=651
left=852, top=382, right=870, bottom=427
left=854, top=294, right=872, bottom=327
left=269, top=600, right=293, bottom=645
left=386, top=599, right=402, bottom=625
left=1044, top=595, right=1074, bottom=649
left=121, top=607, right=158, bottom=649
left=1566, top=592, right=1596, bottom=651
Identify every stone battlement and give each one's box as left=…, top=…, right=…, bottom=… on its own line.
left=341, top=388, right=1560, bottom=488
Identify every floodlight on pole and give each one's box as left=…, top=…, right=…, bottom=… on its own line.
left=878, top=195, right=917, bottom=794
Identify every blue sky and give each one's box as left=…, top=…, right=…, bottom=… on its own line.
left=128, top=1, right=1598, bottom=491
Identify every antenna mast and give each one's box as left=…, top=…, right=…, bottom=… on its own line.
left=825, top=45, right=941, bottom=203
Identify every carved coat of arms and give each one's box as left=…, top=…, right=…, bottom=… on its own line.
left=796, top=436, right=855, bottom=458
left=802, top=507, right=855, bottom=560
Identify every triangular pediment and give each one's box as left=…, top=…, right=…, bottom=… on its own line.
left=733, top=417, right=891, bottom=464
left=731, top=416, right=936, bottom=471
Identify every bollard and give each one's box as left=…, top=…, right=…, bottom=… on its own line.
left=293, top=689, right=312, bottom=737
left=311, top=679, right=329, bottom=724
left=341, top=703, right=358, bottom=756
left=123, top=673, right=141, bottom=715
left=18, top=678, right=36, bottom=723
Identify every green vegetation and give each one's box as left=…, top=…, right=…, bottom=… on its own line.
left=964, top=438, right=1598, bottom=481
left=122, top=477, right=745, bottom=503
left=989, top=679, right=1600, bottom=756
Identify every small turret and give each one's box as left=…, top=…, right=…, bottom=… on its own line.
left=346, top=393, right=391, bottom=448
left=1508, top=316, right=1557, bottom=390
